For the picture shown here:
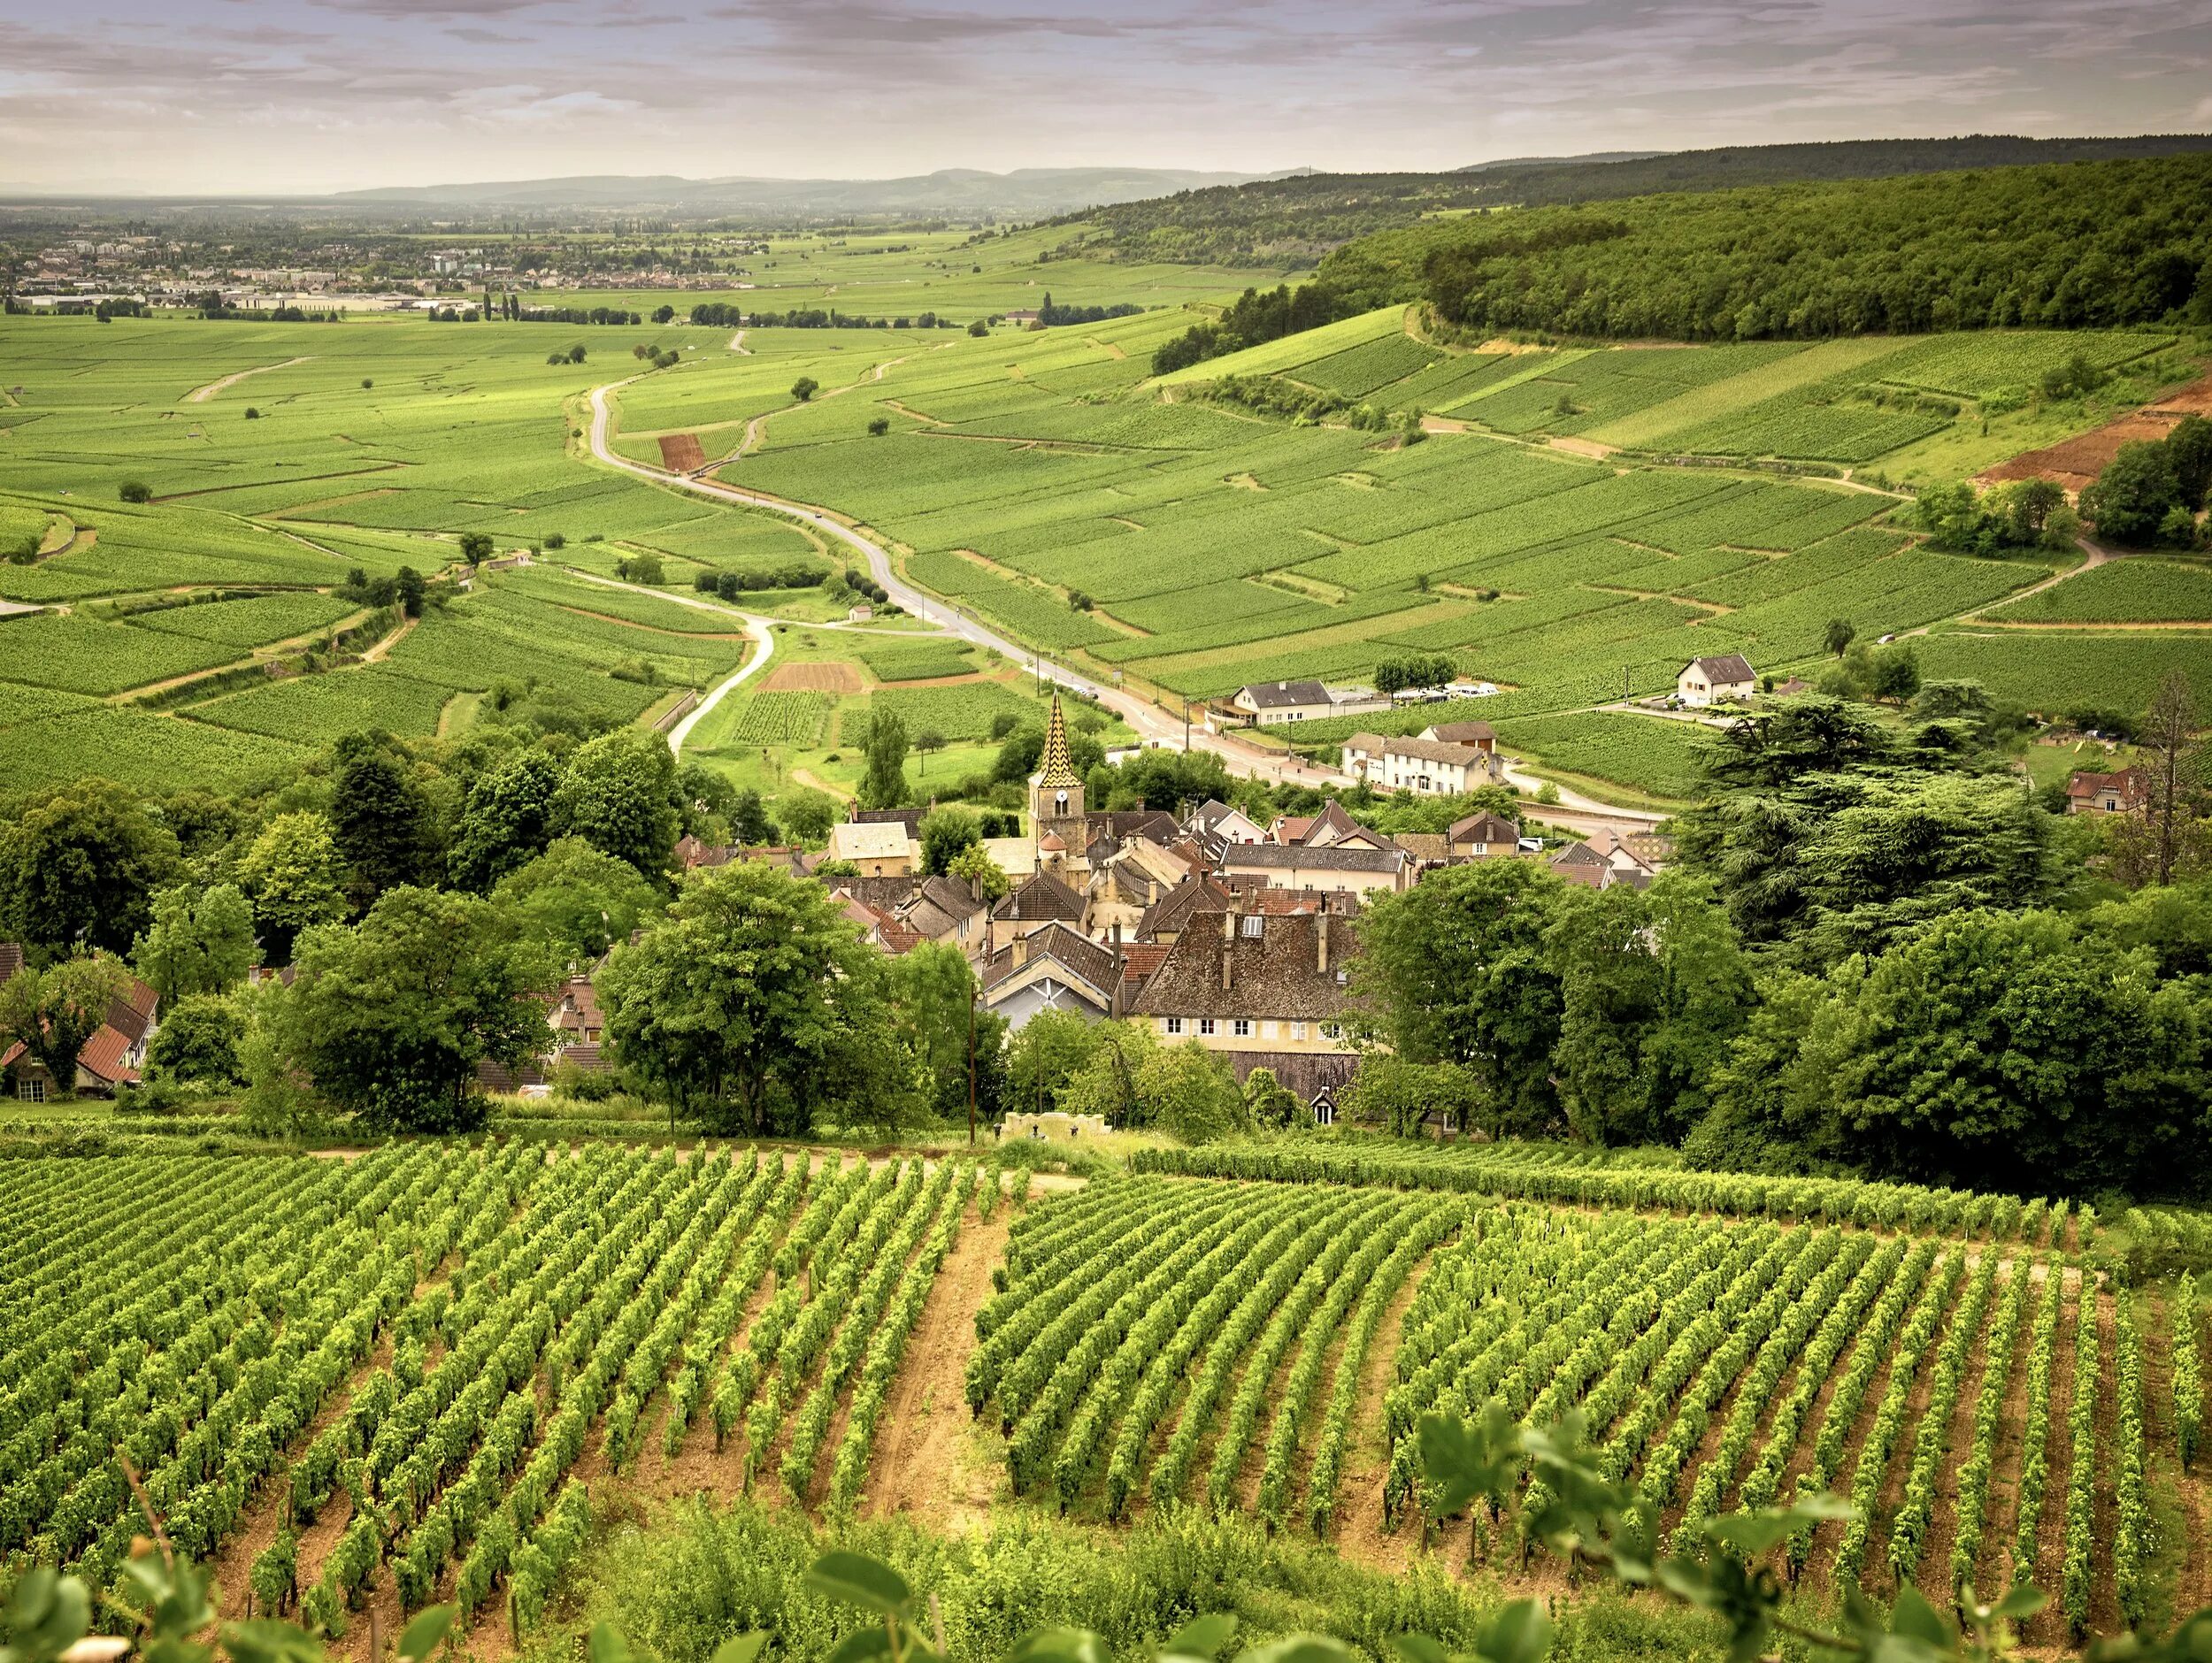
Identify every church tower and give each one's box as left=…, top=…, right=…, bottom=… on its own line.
left=1031, top=691, right=1087, bottom=831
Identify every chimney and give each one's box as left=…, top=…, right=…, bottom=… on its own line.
left=969, top=873, right=983, bottom=904
left=1220, top=938, right=1233, bottom=992
left=1317, top=912, right=1331, bottom=976
left=1012, top=933, right=1029, bottom=968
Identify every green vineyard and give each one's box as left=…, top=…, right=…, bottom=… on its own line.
left=976, top=1173, right=2191, bottom=1640
left=0, top=1145, right=987, bottom=1639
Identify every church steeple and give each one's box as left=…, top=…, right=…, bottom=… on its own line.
left=1031, top=690, right=1087, bottom=829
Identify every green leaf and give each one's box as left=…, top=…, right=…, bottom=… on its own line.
left=825, top=1629, right=895, bottom=1663
left=396, top=1606, right=456, bottom=1663
left=1705, top=1496, right=1850, bottom=1560
left=219, top=1621, right=325, bottom=1663
left=807, top=1552, right=913, bottom=1617
left=1477, top=1599, right=1553, bottom=1663
left=710, top=1636, right=770, bottom=1663
left=1389, top=1637, right=1449, bottom=1663
left=1993, top=1586, right=2048, bottom=1622
left=588, top=1623, right=636, bottom=1663
left=1235, top=1638, right=1357, bottom=1663
left=1888, top=1586, right=1951, bottom=1649
left=5, top=1570, right=90, bottom=1663
left=1012, top=1628, right=1112, bottom=1663
left=1163, top=1616, right=1240, bottom=1661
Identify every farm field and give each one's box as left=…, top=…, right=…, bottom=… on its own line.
left=2, top=295, right=2204, bottom=807
left=980, top=1171, right=2152, bottom=1626
left=1, top=1144, right=985, bottom=1646
left=11, top=1137, right=2198, bottom=1651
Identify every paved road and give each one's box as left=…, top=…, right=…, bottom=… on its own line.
left=559, top=570, right=776, bottom=756
left=585, top=377, right=1347, bottom=788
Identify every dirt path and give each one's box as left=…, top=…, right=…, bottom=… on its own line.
left=358, top=613, right=417, bottom=663
left=186, top=357, right=313, bottom=403
left=790, top=767, right=852, bottom=800
left=1956, top=536, right=2113, bottom=620
left=729, top=330, right=749, bottom=355
left=863, top=1206, right=1010, bottom=1530
left=1327, top=1272, right=1425, bottom=1574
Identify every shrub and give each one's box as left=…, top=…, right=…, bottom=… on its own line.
left=119, top=480, right=152, bottom=503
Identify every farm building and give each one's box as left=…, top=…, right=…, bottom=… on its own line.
left=1677, top=654, right=1757, bottom=707
left=1340, top=732, right=1500, bottom=796
left=2068, top=768, right=2147, bottom=815
left=1225, top=678, right=1390, bottom=727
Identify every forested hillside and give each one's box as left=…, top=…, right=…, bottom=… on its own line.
left=1072, top=136, right=2212, bottom=268
left=1313, top=154, right=2212, bottom=341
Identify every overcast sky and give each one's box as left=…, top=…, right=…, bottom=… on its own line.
left=3, top=0, right=2209, bottom=196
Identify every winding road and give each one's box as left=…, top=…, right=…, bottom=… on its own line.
left=584, top=370, right=1674, bottom=832
left=584, top=376, right=1347, bottom=788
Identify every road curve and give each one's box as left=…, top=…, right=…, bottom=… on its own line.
left=558, top=569, right=776, bottom=756
left=584, top=378, right=1345, bottom=787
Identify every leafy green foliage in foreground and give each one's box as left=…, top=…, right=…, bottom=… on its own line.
left=16, top=1402, right=2212, bottom=1663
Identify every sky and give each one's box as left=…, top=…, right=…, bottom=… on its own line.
left=2, top=0, right=2209, bottom=196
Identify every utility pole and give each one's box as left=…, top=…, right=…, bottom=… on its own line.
left=1183, top=700, right=1192, bottom=753
left=966, top=985, right=978, bottom=1147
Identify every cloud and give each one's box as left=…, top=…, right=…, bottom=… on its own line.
left=3, top=0, right=2208, bottom=193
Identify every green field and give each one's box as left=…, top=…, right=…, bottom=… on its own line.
left=0, top=295, right=2200, bottom=807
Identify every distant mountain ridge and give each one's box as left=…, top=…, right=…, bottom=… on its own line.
left=328, top=166, right=1306, bottom=218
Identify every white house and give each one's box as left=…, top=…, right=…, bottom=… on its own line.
left=1228, top=679, right=1391, bottom=727
left=1676, top=654, right=1756, bottom=708
left=1340, top=733, right=1496, bottom=796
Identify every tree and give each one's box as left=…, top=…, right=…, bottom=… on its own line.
left=144, top=992, right=249, bottom=1087
left=238, top=812, right=350, bottom=962
left=1004, top=1008, right=1109, bottom=1115
left=1868, top=642, right=1921, bottom=705
left=791, top=376, right=819, bottom=402
left=918, top=805, right=983, bottom=875
left=458, top=531, right=495, bottom=562
left=912, top=729, right=948, bottom=776
left=887, top=940, right=1004, bottom=1125
left=0, top=778, right=181, bottom=958
left=946, top=842, right=1010, bottom=903
left=490, top=836, right=660, bottom=968
left=395, top=566, right=425, bottom=617
left=2081, top=440, right=2183, bottom=545
left=273, top=887, right=551, bottom=1134
left=2170, top=413, right=2212, bottom=510
left=329, top=736, right=435, bottom=908
left=1823, top=617, right=1856, bottom=657
left=554, top=727, right=681, bottom=879
left=867, top=416, right=891, bottom=436
left=2001, top=478, right=2068, bottom=544
left=857, top=709, right=910, bottom=809
left=1699, top=695, right=1892, bottom=787
left=1340, top=1055, right=1491, bottom=1138
left=132, top=883, right=257, bottom=1001
left=449, top=750, right=564, bottom=892
left=967, top=319, right=988, bottom=337
left=0, top=955, right=129, bottom=1097
left=780, top=788, right=841, bottom=847
left=726, top=789, right=780, bottom=847
left=652, top=304, right=675, bottom=324
left=1547, top=875, right=1753, bottom=1146
left=1352, top=859, right=1567, bottom=1134
left=2141, top=670, right=2203, bottom=887
left=119, top=480, right=151, bottom=503
left=599, top=862, right=902, bottom=1135
left=1242, top=1066, right=1303, bottom=1130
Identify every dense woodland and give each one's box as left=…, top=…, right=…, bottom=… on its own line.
left=1326, top=154, right=2212, bottom=341
left=1073, top=136, right=2212, bottom=269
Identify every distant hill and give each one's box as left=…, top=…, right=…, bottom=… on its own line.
left=1073, top=134, right=2212, bottom=266
left=1456, top=151, right=1666, bottom=172
left=327, top=167, right=1302, bottom=220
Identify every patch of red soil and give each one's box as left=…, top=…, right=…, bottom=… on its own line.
left=1979, top=375, right=2212, bottom=494
left=658, top=433, right=708, bottom=471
